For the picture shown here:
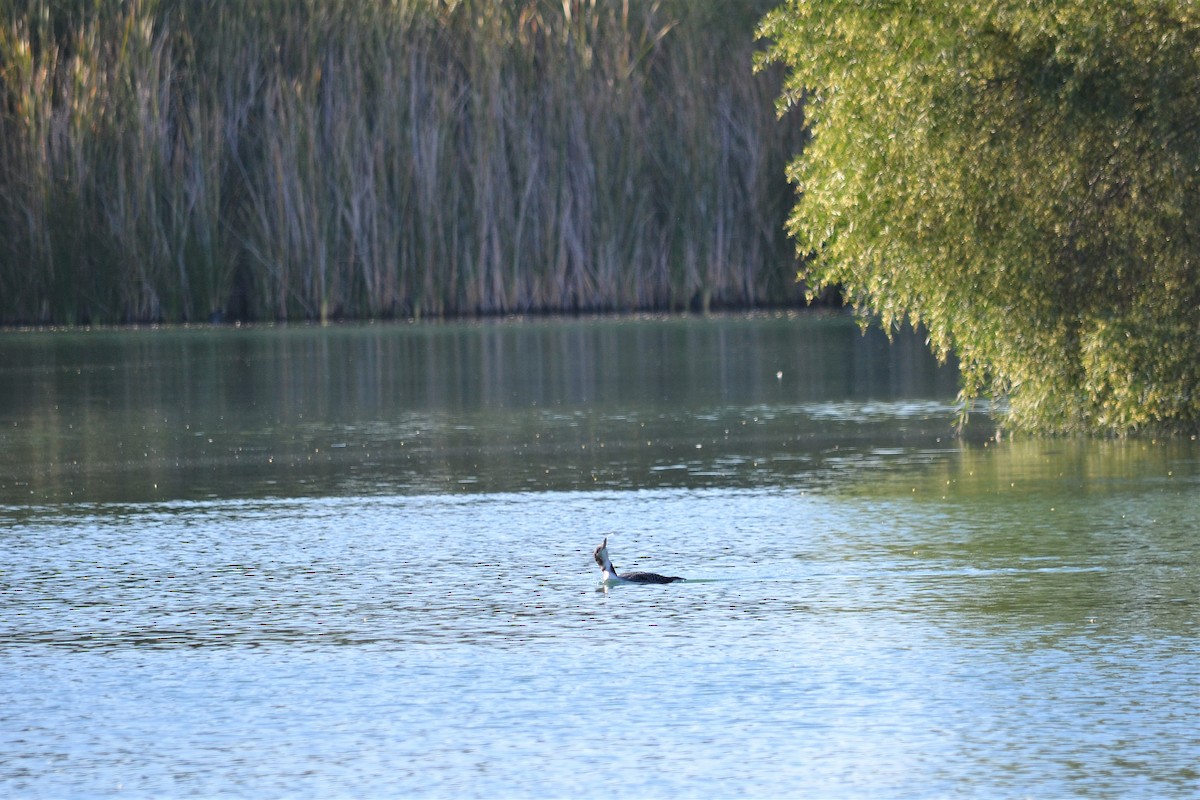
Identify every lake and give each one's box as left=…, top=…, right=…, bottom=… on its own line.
left=1, top=313, right=1197, bottom=798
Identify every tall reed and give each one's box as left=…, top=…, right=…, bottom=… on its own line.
left=0, top=0, right=804, bottom=324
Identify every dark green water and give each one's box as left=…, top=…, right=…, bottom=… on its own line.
left=0, top=313, right=959, bottom=504
left=1, top=314, right=1197, bottom=798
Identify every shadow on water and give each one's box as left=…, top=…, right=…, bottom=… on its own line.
left=0, top=312, right=962, bottom=506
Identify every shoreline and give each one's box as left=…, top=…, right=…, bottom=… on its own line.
left=0, top=301, right=847, bottom=334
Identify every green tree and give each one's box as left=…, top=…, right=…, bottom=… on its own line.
left=759, top=0, right=1200, bottom=434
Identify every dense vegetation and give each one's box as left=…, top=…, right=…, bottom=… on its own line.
left=0, top=0, right=803, bottom=324
left=760, top=1, right=1200, bottom=434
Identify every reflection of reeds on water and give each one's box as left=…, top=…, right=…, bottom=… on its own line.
left=0, top=0, right=804, bottom=325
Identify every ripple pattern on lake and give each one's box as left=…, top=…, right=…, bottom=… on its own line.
left=1, top=317, right=1198, bottom=798
left=4, top=475, right=1199, bottom=798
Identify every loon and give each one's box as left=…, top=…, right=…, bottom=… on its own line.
left=593, top=537, right=683, bottom=584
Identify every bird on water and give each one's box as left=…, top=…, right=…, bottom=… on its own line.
left=593, top=537, right=683, bottom=584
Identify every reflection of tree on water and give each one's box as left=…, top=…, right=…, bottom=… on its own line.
left=846, top=438, right=1200, bottom=640
left=1, top=315, right=962, bottom=504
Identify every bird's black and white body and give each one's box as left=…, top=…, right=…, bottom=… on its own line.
left=593, top=537, right=683, bottom=585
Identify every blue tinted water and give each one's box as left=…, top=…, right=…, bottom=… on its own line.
left=1, top=316, right=1197, bottom=798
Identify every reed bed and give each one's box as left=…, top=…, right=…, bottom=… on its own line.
left=0, top=0, right=803, bottom=324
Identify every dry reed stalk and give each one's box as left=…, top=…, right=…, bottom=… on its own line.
left=0, top=0, right=802, bottom=325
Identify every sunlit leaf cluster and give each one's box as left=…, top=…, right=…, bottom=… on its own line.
left=760, top=0, right=1200, bottom=434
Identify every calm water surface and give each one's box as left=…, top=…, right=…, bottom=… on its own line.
left=1, top=314, right=1197, bottom=798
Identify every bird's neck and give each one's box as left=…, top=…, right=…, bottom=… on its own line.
left=598, top=552, right=621, bottom=582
